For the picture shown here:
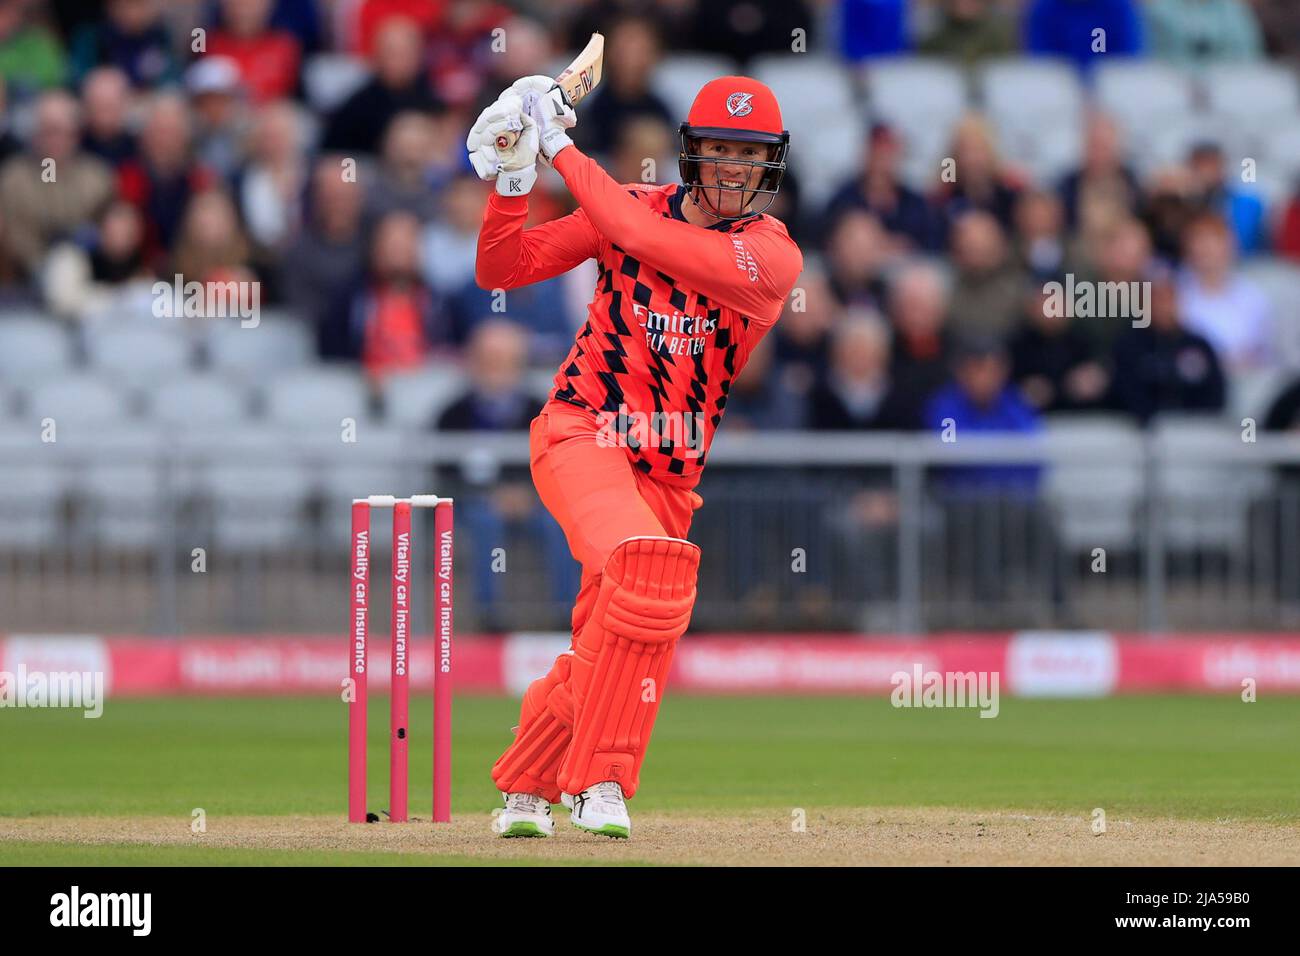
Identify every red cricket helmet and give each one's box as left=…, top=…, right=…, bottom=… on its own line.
left=678, top=75, right=790, bottom=220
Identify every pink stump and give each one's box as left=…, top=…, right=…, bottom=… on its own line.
left=389, top=500, right=411, bottom=822
left=347, top=500, right=371, bottom=822
left=433, top=501, right=454, bottom=822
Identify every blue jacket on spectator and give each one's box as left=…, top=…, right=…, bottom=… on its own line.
left=925, top=383, right=1043, bottom=493
left=1023, top=0, right=1144, bottom=73
left=839, top=0, right=907, bottom=61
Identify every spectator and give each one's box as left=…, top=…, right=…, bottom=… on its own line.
left=80, top=67, right=136, bottom=169
left=573, top=14, right=672, bottom=158
left=363, top=111, right=440, bottom=225
left=1009, top=284, right=1110, bottom=413
left=933, top=114, right=1024, bottom=233
left=919, top=0, right=1017, bottom=67
left=421, top=171, right=486, bottom=295
left=0, top=0, right=66, bottom=96
left=117, top=92, right=217, bottom=267
left=41, top=199, right=153, bottom=320
left=1141, top=163, right=1198, bottom=262
left=1275, top=182, right=1300, bottom=263
left=235, top=100, right=307, bottom=256
left=69, top=0, right=177, bottom=89
left=824, top=123, right=942, bottom=252
left=269, top=0, right=324, bottom=54
left=1023, top=0, right=1144, bottom=74
left=771, top=263, right=839, bottom=395
left=610, top=114, right=675, bottom=188
left=1177, top=212, right=1273, bottom=369
left=0, top=90, right=113, bottom=278
left=809, top=311, right=914, bottom=430
left=352, top=0, right=444, bottom=56
left=690, top=0, right=816, bottom=64
left=887, top=261, right=952, bottom=428
left=325, top=210, right=446, bottom=374
left=435, top=318, right=579, bottom=628
left=0, top=74, right=18, bottom=165
left=1086, top=215, right=1155, bottom=350
left=206, top=0, right=302, bottom=104
left=1186, top=140, right=1268, bottom=255
left=947, top=210, right=1026, bottom=339
left=1110, top=273, right=1226, bottom=422
left=1145, top=0, right=1263, bottom=65
left=1058, top=113, right=1141, bottom=231
left=926, top=334, right=1043, bottom=492
left=1249, top=0, right=1300, bottom=65
left=448, top=254, right=572, bottom=364
left=283, top=156, right=366, bottom=333
left=824, top=209, right=891, bottom=310
left=722, top=335, right=808, bottom=430
left=835, top=0, right=904, bottom=61
left=186, top=56, right=248, bottom=181
left=473, top=15, right=553, bottom=114
left=321, top=16, right=439, bottom=155
left=1012, top=188, right=1088, bottom=282
left=426, top=0, right=510, bottom=108
left=170, top=188, right=252, bottom=286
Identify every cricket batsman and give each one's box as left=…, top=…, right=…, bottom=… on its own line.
left=467, top=73, right=802, bottom=838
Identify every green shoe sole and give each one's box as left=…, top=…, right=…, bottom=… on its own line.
left=499, top=820, right=550, bottom=838
left=572, top=822, right=630, bottom=839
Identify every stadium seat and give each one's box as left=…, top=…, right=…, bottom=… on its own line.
left=263, top=366, right=372, bottom=429
left=82, top=461, right=168, bottom=549
left=1202, top=63, right=1300, bottom=124
left=1239, top=258, right=1300, bottom=369
left=84, top=323, right=194, bottom=375
left=978, top=57, right=1083, bottom=184
left=864, top=58, right=968, bottom=189
left=1092, top=61, right=1195, bottom=143
left=22, top=376, right=135, bottom=434
left=204, top=314, right=314, bottom=377
left=1152, top=415, right=1274, bottom=552
left=146, top=374, right=254, bottom=427
left=0, top=459, right=64, bottom=547
left=0, top=316, right=76, bottom=385
left=652, top=53, right=740, bottom=124
left=1042, top=414, right=1145, bottom=551
left=302, top=53, right=372, bottom=113
left=382, top=362, right=468, bottom=427
left=751, top=54, right=862, bottom=209
left=200, top=461, right=314, bottom=551
left=1140, top=114, right=1247, bottom=179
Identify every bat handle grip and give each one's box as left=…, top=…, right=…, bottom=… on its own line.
left=495, top=90, right=540, bottom=153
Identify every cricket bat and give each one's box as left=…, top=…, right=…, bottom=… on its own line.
left=496, top=32, right=604, bottom=152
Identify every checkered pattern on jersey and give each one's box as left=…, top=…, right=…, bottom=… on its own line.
left=551, top=185, right=764, bottom=481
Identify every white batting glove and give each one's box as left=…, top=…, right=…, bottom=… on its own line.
left=508, top=75, right=576, bottom=165
left=465, top=92, right=540, bottom=193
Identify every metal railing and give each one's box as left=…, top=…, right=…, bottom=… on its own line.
left=2, top=426, right=1299, bottom=634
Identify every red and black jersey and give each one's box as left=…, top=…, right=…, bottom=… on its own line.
left=476, top=146, right=802, bottom=486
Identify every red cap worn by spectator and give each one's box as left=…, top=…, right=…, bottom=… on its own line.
left=678, top=75, right=789, bottom=219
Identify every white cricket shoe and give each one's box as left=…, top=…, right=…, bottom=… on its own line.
left=562, top=781, right=631, bottom=839
left=492, top=792, right=554, bottom=838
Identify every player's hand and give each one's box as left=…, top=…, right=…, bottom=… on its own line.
left=508, top=75, right=575, bottom=165
left=466, top=92, right=540, bottom=195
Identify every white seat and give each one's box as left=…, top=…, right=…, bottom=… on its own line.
left=82, top=462, right=166, bottom=549
left=382, top=362, right=467, bottom=427
left=0, top=317, right=76, bottom=384
left=979, top=57, right=1083, bottom=184
left=1239, top=259, right=1300, bottom=369
left=23, top=377, right=134, bottom=436
left=652, top=53, right=740, bottom=123
left=751, top=54, right=861, bottom=209
left=303, top=53, right=372, bottom=114
left=201, top=462, right=313, bottom=551
left=866, top=57, right=967, bottom=128
left=1152, top=415, right=1273, bottom=551
left=0, top=461, right=64, bottom=547
left=1203, top=63, right=1299, bottom=123
left=147, top=374, right=254, bottom=427
left=263, top=367, right=371, bottom=429
left=1093, top=61, right=1195, bottom=140
left=1042, top=415, right=1145, bottom=551
left=205, top=315, right=314, bottom=377
left=84, top=324, right=193, bottom=375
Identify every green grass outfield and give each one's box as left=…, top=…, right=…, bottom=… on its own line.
left=2, top=694, right=1297, bottom=864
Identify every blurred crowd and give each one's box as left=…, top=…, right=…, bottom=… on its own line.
left=1, top=0, right=1300, bottom=451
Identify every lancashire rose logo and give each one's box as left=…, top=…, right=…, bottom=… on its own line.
left=726, top=92, right=753, bottom=117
